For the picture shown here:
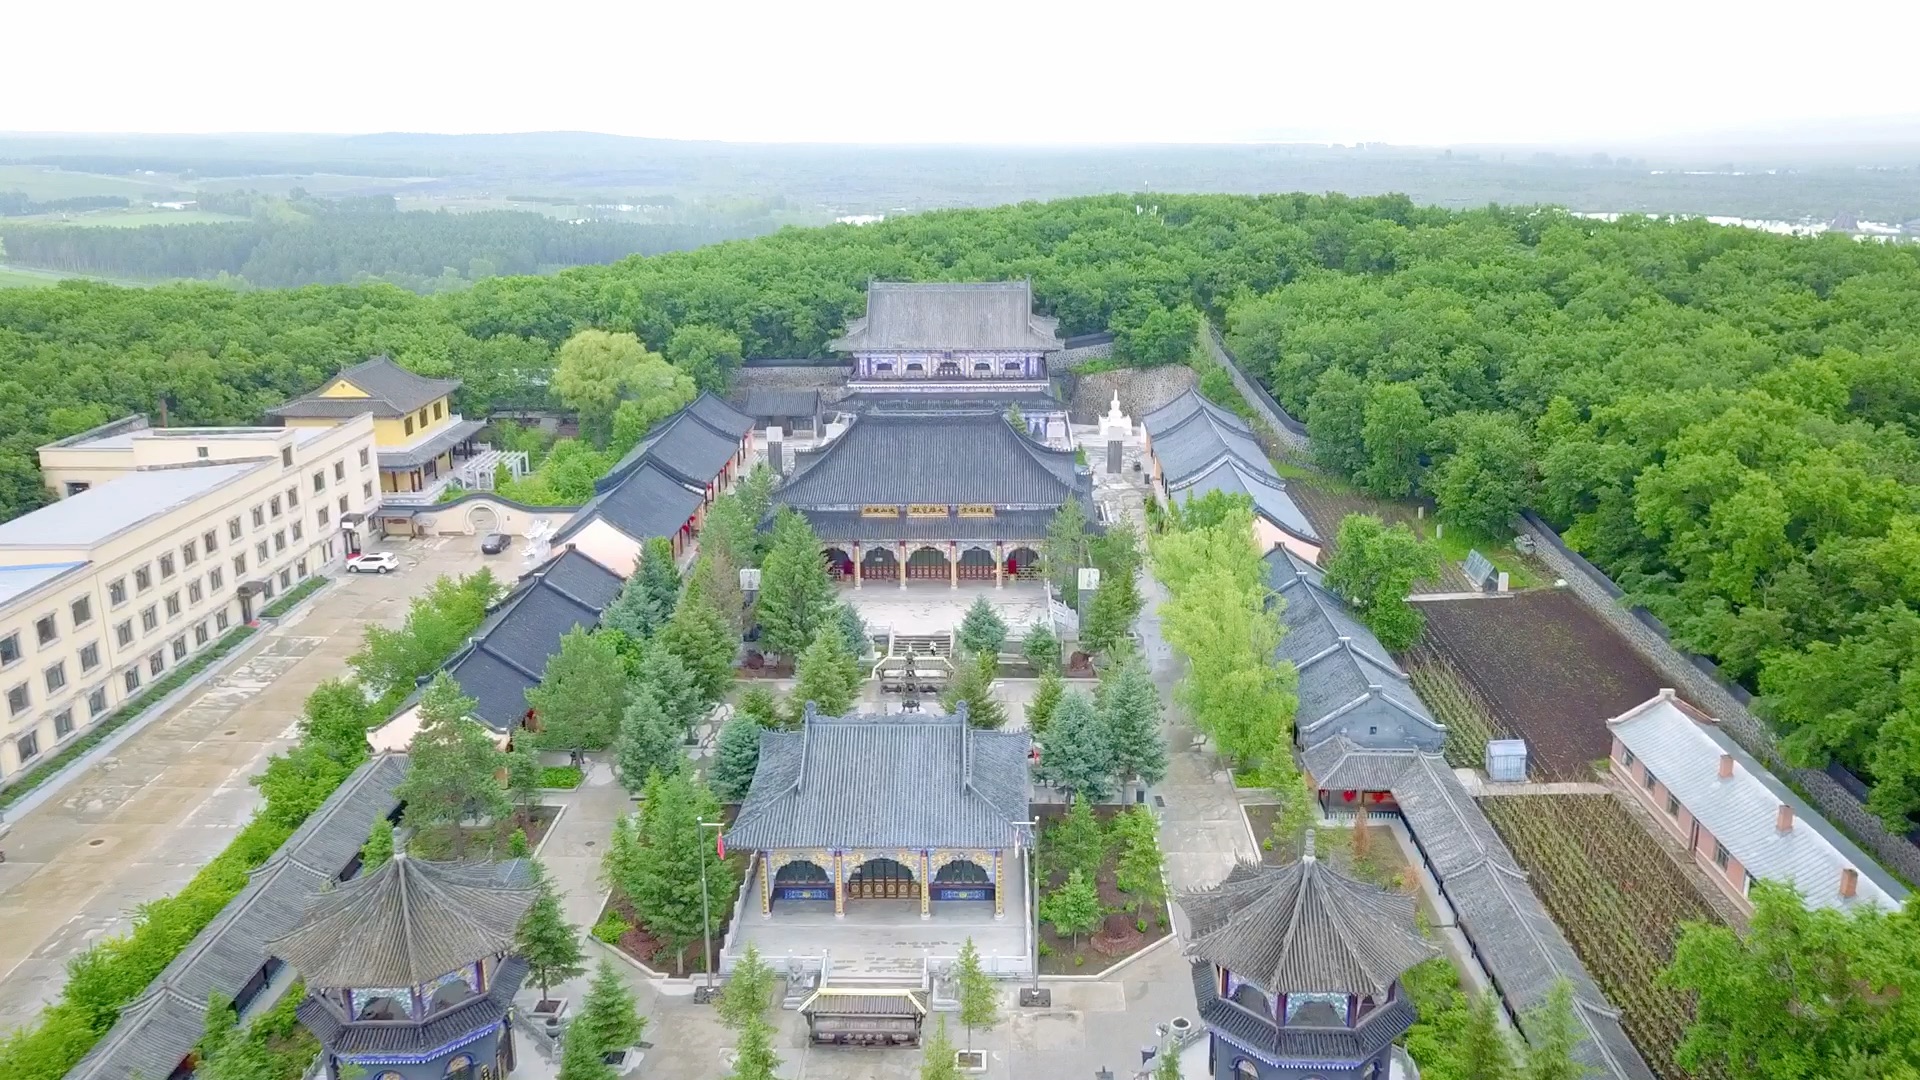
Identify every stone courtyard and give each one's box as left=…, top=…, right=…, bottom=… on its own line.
left=840, top=580, right=1051, bottom=640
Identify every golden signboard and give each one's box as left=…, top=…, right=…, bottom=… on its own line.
left=861, top=505, right=900, bottom=518
left=907, top=504, right=948, bottom=518
left=957, top=504, right=996, bottom=518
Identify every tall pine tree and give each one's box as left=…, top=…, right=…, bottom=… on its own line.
left=396, top=673, right=508, bottom=855
left=657, top=587, right=737, bottom=707
left=527, top=628, right=628, bottom=753
left=755, top=508, right=833, bottom=658
left=791, top=624, right=861, bottom=718
left=622, top=770, right=734, bottom=975
left=575, top=958, right=646, bottom=1053
left=614, top=684, right=684, bottom=792
left=1098, top=659, right=1167, bottom=791
left=516, top=861, right=587, bottom=1003
left=1034, top=691, right=1115, bottom=803
left=710, top=717, right=764, bottom=801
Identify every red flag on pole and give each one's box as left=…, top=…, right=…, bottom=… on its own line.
left=716, top=833, right=726, bottom=859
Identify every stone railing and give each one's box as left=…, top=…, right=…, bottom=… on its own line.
left=1517, top=512, right=1920, bottom=886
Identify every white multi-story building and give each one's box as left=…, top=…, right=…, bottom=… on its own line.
left=0, top=414, right=379, bottom=782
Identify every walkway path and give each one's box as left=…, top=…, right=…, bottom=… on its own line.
left=0, top=538, right=486, bottom=1037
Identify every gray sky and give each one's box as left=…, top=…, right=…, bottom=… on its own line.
left=9, top=0, right=1918, bottom=145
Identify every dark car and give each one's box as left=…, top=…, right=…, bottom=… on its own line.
left=480, top=533, right=511, bottom=555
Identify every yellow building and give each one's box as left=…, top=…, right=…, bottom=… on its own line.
left=269, top=358, right=518, bottom=532
left=0, top=414, right=378, bottom=782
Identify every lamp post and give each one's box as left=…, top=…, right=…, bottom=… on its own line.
left=1013, top=816, right=1048, bottom=1006
left=698, top=818, right=726, bottom=1001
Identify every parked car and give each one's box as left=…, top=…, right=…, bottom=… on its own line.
left=346, top=551, right=400, bottom=574
left=480, top=533, right=511, bottom=555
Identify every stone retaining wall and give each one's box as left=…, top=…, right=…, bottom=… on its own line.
left=1064, top=366, right=1196, bottom=424
left=1517, top=515, right=1920, bottom=885
left=1199, top=325, right=1309, bottom=451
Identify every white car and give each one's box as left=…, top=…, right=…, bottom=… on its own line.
left=346, top=552, right=400, bottom=574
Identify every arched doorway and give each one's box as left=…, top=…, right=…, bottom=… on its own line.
left=931, top=858, right=994, bottom=901
left=822, top=547, right=853, bottom=580
left=773, top=859, right=833, bottom=902
left=862, top=547, right=899, bottom=581
left=957, top=546, right=995, bottom=581
left=906, top=545, right=948, bottom=581
left=466, top=503, right=499, bottom=535
left=846, top=856, right=917, bottom=900
left=1006, top=546, right=1040, bottom=580
left=935, top=360, right=962, bottom=378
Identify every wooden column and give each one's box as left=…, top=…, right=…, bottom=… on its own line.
left=898, top=541, right=908, bottom=590
left=994, top=542, right=1005, bottom=589
left=852, top=542, right=862, bottom=589
left=993, top=849, right=1006, bottom=919
left=834, top=852, right=846, bottom=918
left=920, top=851, right=931, bottom=920
left=759, top=853, right=771, bottom=917
left=948, top=542, right=958, bottom=589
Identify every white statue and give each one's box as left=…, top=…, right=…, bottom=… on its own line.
left=524, top=518, right=554, bottom=567
left=1101, top=391, right=1134, bottom=441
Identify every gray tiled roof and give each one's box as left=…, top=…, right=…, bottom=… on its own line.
left=601, top=395, right=746, bottom=491
left=376, top=417, right=487, bottom=468
left=1149, top=396, right=1271, bottom=488
left=772, top=412, right=1084, bottom=508
left=1142, top=388, right=1254, bottom=436
left=1267, top=549, right=1446, bottom=752
left=741, top=389, right=821, bottom=419
left=1173, top=456, right=1318, bottom=541
left=830, top=281, right=1062, bottom=352
left=801, top=509, right=1062, bottom=544
left=69, top=754, right=409, bottom=1080
left=685, top=391, right=757, bottom=438
left=297, top=956, right=527, bottom=1055
left=1609, top=694, right=1906, bottom=910
left=1190, top=962, right=1417, bottom=1064
left=1181, top=852, right=1436, bottom=997
left=269, top=856, right=537, bottom=988
left=268, top=356, right=461, bottom=419
left=0, top=461, right=264, bottom=549
left=432, top=548, right=624, bottom=730
left=1300, top=739, right=1655, bottom=1080
left=839, top=389, right=1065, bottom=414
left=725, top=709, right=1031, bottom=851
left=554, top=458, right=705, bottom=548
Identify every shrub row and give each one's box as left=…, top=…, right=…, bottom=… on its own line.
left=0, top=625, right=259, bottom=812
left=258, top=576, right=327, bottom=620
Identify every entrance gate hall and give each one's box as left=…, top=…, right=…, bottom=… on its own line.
left=846, top=857, right=918, bottom=900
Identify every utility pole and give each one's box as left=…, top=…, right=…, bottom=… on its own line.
left=697, top=818, right=726, bottom=1003
left=1013, top=816, right=1049, bottom=1006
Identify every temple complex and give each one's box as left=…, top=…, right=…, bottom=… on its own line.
left=268, top=855, right=538, bottom=1080
left=833, top=280, right=1070, bottom=443
left=724, top=706, right=1031, bottom=920
left=1180, top=835, right=1435, bottom=1080
left=1142, top=389, right=1319, bottom=562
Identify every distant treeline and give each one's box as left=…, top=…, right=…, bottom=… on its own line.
left=0, top=207, right=780, bottom=290
left=0, top=191, right=132, bottom=215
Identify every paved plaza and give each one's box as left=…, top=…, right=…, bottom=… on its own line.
left=0, top=536, right=490, bottom=1036
left=843, top=580, right=1050, bottom=638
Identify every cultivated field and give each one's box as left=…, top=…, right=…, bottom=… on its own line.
left=1482, top=795, right=1726, bottom=1080
left=1420, top=590, right=1669, bottom=779
left=6, top=208, right=251, bottom=228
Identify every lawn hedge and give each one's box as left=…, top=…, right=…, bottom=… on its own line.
left=258, top=576, right=326, bottom=620
left=0, top=625, right=258, bottom=812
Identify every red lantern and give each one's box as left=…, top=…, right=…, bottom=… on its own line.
left=1342, top=790, right=1356, bottom=802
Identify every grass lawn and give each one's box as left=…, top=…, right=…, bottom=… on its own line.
left=1427, top=519, right=1539, bottom=589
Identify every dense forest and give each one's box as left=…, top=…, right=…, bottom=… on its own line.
left=0, top=201, right=780, bottom=290
left=5, top=193, right=1920, bottom=820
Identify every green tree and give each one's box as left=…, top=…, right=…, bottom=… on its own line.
left=504, top=737, right=543, bottom=824
left=755, top=508, right=834, bottom=658
left=1323, top=514, right=1441, bottom=651
left=1022, top=623, right=1061, bottom=673
left=1035, top=691, right=1115, bottom=803
left=710, top=718, right=763, bottom=802
left=1432, top=411, right=1534, bottom=537
left=1115, top=301, right=1199, bottom=366
left=557, top=1019, right=616, bottom=1080
left=1046, top=795, right=1108, bottom=880
left=658, top=587, right=736, bottom=707
left=614, top=684, right=685, bottom=792
left=636, top=537, right=683, bottom=631
left=693, top=548, right=747, bottom=636
left=1462, top=990, right=1518, bottom=1080
left=1305, top=366, right=1371, bottom=478
left=619, top=770, right=733, bottom=975
left=552, top=329, right=651, bottom=448
left=360, top=818, right=395, bottom=873
left=1041, top=498, right=1094, bottom=602
left=575, top=958, right=646, bottom=1053
left=958, top=596, right=1009, bottom=657
left=701, top=488, right=762, bottom=571
left=528, top=628, right=628, bottom=753
left=1026, top=668, right=1065, bottom=738
left=348, top=572, right=497, bottom=701
left=719, top=943, right=775, bottom=1031
left=395, top=673, right=508, bottom=855
left=1111, top=806, right=1166, bottom=921
left=831, top=601, right=868, bottom=658
left=792, top=624, right=862, bottom=718
left=1358, top=381, right=1430, bottom=498
left=1038, top=870, right=1103, bottom=948
left=1520, top=981, right=1588, bottom=1080
left=517, top=862, right=587, bottom=1003
left=1660, top=881, right=1920, bottom=1079
left=1153, top=1039, right=1184, bottom=1080
left=1080, top=569, right=1142, bottom=658
left=940, top=650, right=1005, bottom=729
left=921, top=1015, right=961, bottom=1080
left=195, top=995, right=273, bottom=1080
left=603, top=563, right=671, bottom=642
left=635, top=645, right=704, bottom=734
left=508, top=827, right=531, bottom=857
left=727, top=1013, right=781, bottom=1080
left=608, top=357, right=699, bottom=454
left=954, top=937, right=1000, bottom=1051
left=665, top=324, right=744, bottom=393
left=1098, top=659, right=1166, bottom=790
left=737, top=685, right=781, bottom=729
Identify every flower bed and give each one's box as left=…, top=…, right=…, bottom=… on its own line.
left=0, top=625, right=258, bottom=811
left=1034, top=803, right=1167, bottom=974
left=596, top=855, right=747, bottom=976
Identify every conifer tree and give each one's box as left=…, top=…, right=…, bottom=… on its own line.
left=693, top=548, right=746, bottom=635
left=1034, top=691, right=1115, bottom=803
left=360, top=817, right=395, bottom=873
left=614, top=684, right=684, bottom=793
left=1080, top=569, right=1141, bottom=657
left=1047, top=795, right=1107, bottom=880
left=528, top=628, right=628, bottom=753
left=504, top=737, right=542, bottom=825
left=396, top=673, right=508, bottom=855
left=1098, top=659, right=1167, bottom=791
left=737, top=685, right=781, bottom=729
left=1022, top=623, right=1061, bottom=673
left=1038, top=869, right=1102, bottom=948
left=621, top=770, right=734, bottom=975
left=1521, top=981, right=1586, bottom=1080
left=507, top=827, right=530, bottom=857
left=955, top=938, right=999, bottom=1051
left=557, top=1019, right=616, bottom=1080
left=718, top=943, right=774, bottom=1031
left=921, top=1016, right=960, bottom=1080
left=727, top=1013, right=781, bottom=1080
left=791, top=624, right=861, bottom=718
left=637, top=536, right=683, bottom=627
left=710, top=717, right=764, bottom=802
left=1153, top=1042, right=1183, bottom=1080
left=958, top=596, right=1009, bottom=657
left=941, top=650, right=1005, bottom=729
left=575, top=958, right=646, bottom=1054
left=657, top=587, right=737, bottom=707
left=635, top=645, right=704, bottom=733
left=1026, top=668, right=1064, bottom=738
left=1111, top=807, right=1166, bottom=922
left=1462, top=989, right=1518, bottom=1080
left=754, top=508, right=834, bottom=658
left=517, top=861, right=586, bottom=1004
left=832, top=601, right=868, bottom=658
